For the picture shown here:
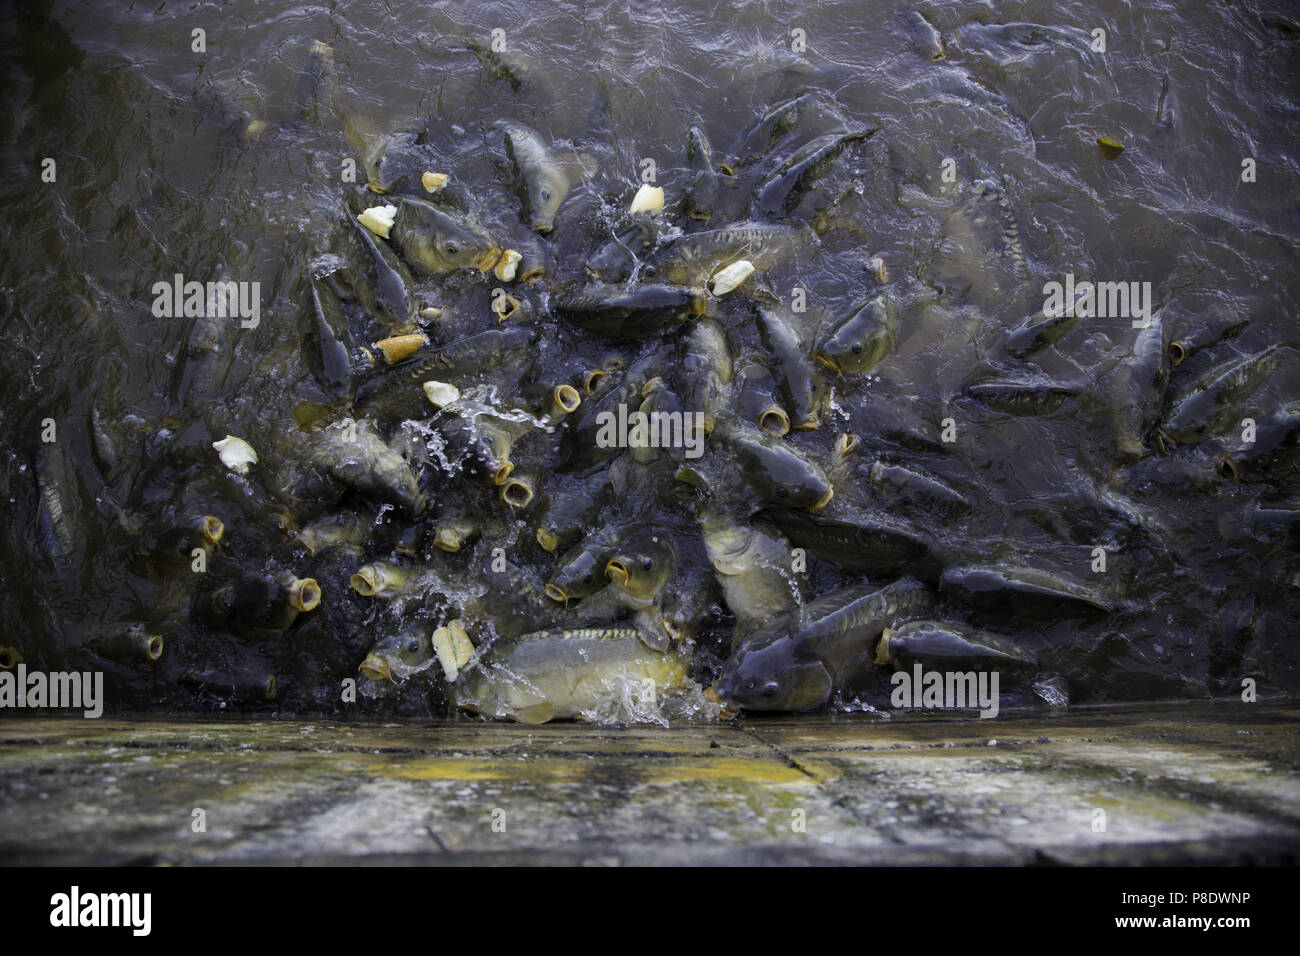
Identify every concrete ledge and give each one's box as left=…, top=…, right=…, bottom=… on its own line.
left=1, top=701, right=1297, bottom=865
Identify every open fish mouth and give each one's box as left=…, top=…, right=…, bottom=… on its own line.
left=359, top=653, right=392, bottom=682
left=289, top=577, right=322, bottom=612
left=810, top=486, right=835, bottom=512
left=349, top=567, right=383, bottom=595
left=201, top=516, right=224, bottom=546
left=433, top=527, right=466, bottom=552
left=604, top=559, right=630, bottom=589
left=758, top=406, right=791, bottom=437
left=544, top=583, right=569, bottom=605
left=1217, top=454, right=1240, bottom=483
left=554, top=385, right=582, bottom=413
left=501, top=477, right=534, bottom=509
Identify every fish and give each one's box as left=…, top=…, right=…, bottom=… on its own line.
left=195, top=570, right=321, bottom=637
left=716, top=578, right=936, bottom=711
left=961, top=378, right=1077, bottom=415
left=586, top=217, right=662, bottom=282
left=876, top=619, right=1038, bottom=681
left=1219, top=402, right=1300, bottom=481
left=735, top=91, right=843, bottom=166
left=650, top=221, right=800, bottom=286
left=349, top=561, right=415, bottom=597
left=433, top=513, right=480, bottom=552
left=700, top=511, right=798, bottom=631
left=869, top=461, right=970, bottom=520
left=304, top=270, right=355, bottom=399
left=86, top=624, right=165, bottom=663
left=499, top=121, right=597, bottom=233
left=679, top=317, right=733, bottom=435
left=389, top=196, right=502, bottom=274
left=923, top=178, right=1030, bottom=308
left=546, top=524, right=627, bottom=604
left=755, top=302, right=822, bottom=429
left=437, top=412, right=517, bottom=485
left=302, top=418, right=425, bottom=514
left=359, top=628, right=435, bottom=682
left=169, top=282, right=238, bottom=412
left=899, top=9, right=945, bottom=60
left=516, top=381, right=582, bottom=425
left=557, top=364, right=655, bottom=472
left=554, top=284, right=706, bottom=339
left=1166, top=317, right=1248, bottom=366
left=940, top=565, right=1113, bottom=620
left=605, top=527, right=676, bottom=608
left=293, top=40, right=335, bottom=125
left=1004, top=308, right=1079, bottom=359
left=341, top=215, right=418, bottom=330
left=181, top=668, right=278, bottom=703
left=1108, top=317, right=1170, bottom=458
left=682, top=123, right=718, bottom=221
left=720, top=422, right=834, bottom=511
left=451, top=552, right=567, bottom=642
left=816, top=292, right=897, bottom=374
left=1162, top=346, right=1283, bottom=445
left=128, top=516, right=224, bottom=577
left=756, top=506, right=938, bottom=579
left=451, top=626, right=688, bottom=724
left=534, top=476, right=614, bottom=553
left=750, top=127, right=875, bottom=217
left=34, top=446, right=79, bottom=569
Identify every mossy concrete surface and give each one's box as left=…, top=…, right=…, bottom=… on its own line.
left=1, top=701, right=1298, bottom=864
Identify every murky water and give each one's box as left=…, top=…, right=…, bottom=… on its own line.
left=0, top=0, right=1297, bottom=718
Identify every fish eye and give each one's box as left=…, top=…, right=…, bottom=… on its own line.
left=644, top=266, right=656, bottom=277
left=642, top=558, right=654, bottom=571
left=445, top=241, right=459, bottom=255
left=540, top=189, right=551, bottom=201
left=406, top=640, right=420, bottom=653
left=582, top=571, right=594, bottom=584
left=745, top=679, right=757, bottom=691
left=851, top=343, right=863, bottom=354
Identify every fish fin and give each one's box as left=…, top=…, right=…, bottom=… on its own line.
left=799, top=660, right=834, bottom=711
left=559, top=152, right=598, bottom=183
left=514, top=701, right=555, bottom=725
left=635, top=625, right=671, bottom=653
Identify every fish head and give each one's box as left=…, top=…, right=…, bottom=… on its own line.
left=586, top=239, right=634, bottom=282
left=364, top=131, right=424, bottom=194
left=605, top=532, right=676, bottom=602
left=393, top=198, right=501, bottom=274
left=818, top=298, right=891, bottom=374
left=746, top=441, right=833, bottom=511
left=717, top=640, right=832, bottom=712
left=701, top=517, right=753, bottom=575
left=362, top=629, right=433, bottom=680
left=1159, top=405, right=1206, bottom=445
left=548, top=542, right=609, bottom=602
left=524, top=168, right=570, bottom=233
